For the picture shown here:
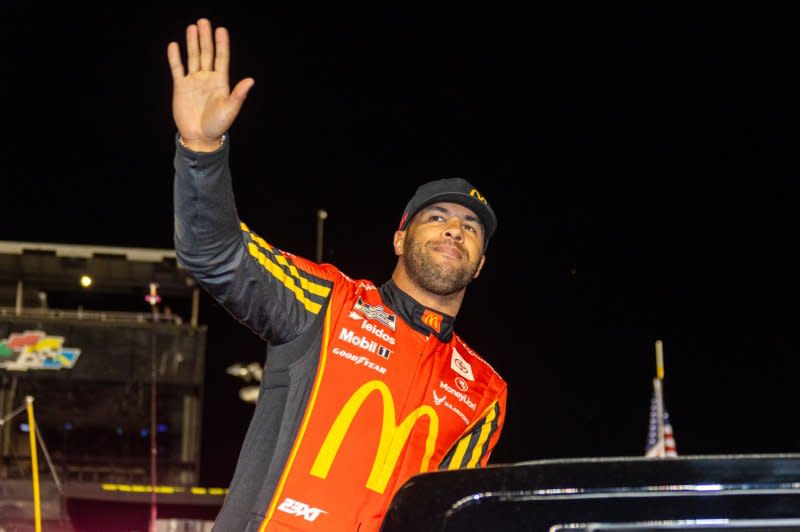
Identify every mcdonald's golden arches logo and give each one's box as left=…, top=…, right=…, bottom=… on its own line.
left=310, top=380, right=439, bottom=494
left=421, top=309, right=442, bottom=333
left=469, top=188, right=488, bottom=205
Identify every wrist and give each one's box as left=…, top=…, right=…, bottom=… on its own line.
left=178, top=134, right=226, bottom=152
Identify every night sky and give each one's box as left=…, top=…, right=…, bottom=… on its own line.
left=2, top=7, right=799, bottom=487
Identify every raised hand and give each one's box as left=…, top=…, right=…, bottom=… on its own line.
left=167, top=18, right=254, bottom=152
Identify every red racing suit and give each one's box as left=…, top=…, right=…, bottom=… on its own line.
left=173, top=137, right=507, bottom=531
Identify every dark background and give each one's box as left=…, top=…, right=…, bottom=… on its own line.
left=1, top=6, right=798, bottom=487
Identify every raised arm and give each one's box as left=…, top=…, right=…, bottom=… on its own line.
left=166, top=18, right=254, bottom=152
left=169, top=19, right=337, bottom=347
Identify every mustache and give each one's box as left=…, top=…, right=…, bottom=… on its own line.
left=429, top=239, right=467, bottom=257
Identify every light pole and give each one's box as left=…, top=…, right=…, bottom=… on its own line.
left=144, top=283, right=161, bottom=532
left=316, top=209, right=328, bottom=263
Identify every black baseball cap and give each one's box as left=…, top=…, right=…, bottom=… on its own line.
left=398, top=177, right=497, bottom=252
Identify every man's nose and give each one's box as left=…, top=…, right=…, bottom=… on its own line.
left=443, top=220, right=464, bottom=242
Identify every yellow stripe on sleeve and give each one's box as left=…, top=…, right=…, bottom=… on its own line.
left=246, top=243, right=323, bottom=314
left=274, top=254, right=331, bottom=297
left=239, top=222, right=332, bottom=313
left=446, top=434, right=472, bottom=470
left=466, top=402, right=498, bottom=468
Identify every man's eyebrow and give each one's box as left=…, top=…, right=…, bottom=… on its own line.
left=423, top=205, right=481, bottom=225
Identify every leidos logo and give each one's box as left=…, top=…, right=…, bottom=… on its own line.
left=421, top=309, right=442, bottom=333
left=451, top=348, right=474, bottom=381
left=360, top=320, right=396, bottom=345
left=310, top=380, right=439, bottom=494
left=277, top=497, right=326, bottom=522
left=351, top=310, right=397, bottom=347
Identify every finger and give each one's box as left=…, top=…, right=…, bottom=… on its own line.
left=198, top=18, right=214, bottom=71
left=186, top=23, right=199, bottom=73
left=230, top=78, right=255, bottom=103
left=228, top=78, right=255, bottom=114
left=214, top=26, right=230, bottom=78
left=166, top=42, right=185, bottom=80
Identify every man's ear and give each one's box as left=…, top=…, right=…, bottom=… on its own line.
left=473, top=255, right=486, bottom=279
left=393, top=230, right=405, bottom=256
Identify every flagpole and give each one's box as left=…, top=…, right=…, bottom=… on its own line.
left=26, top=396, right=42, bottom=532
left=654, top=339, right=665, bottom=458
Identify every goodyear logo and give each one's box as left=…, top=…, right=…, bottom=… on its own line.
left=0, top=330, right=81, bottom=371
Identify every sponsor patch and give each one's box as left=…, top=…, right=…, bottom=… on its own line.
left=377, top=345, right=392, bottom=359
left=353, top=297, right=397, bottom=331
left=431, top=389, right=470, bottom=425
left=360, top=319, right=396, bottom=345
left=277, top=497, right=326, bottom=522
left=439, top=380, right=476, bottom=411
left=332, top=347, right=387, bottom=374
left=451, top=348, right=474, bottom=381
left=432, top=390, right=446, bottom=406
left=338, top=327, right=392, bottom=358
left=421, top=309, right=442, bottom=333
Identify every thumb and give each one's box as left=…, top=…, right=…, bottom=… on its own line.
left=229, top=77, right=255, bottom=112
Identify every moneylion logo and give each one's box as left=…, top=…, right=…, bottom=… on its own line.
left=310, top=380, right=439, bottom=494
left=421, top=309, right=442, bottom=333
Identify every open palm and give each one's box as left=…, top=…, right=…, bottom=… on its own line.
left=167, top=19, right=254, bottom=151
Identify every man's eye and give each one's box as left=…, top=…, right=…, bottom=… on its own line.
left=429, top=215, right=445, bottom=222
left=464, top=225, right=477, bottom=233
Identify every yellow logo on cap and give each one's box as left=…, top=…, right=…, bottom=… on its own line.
left=469, top=188, right=488, bottom=205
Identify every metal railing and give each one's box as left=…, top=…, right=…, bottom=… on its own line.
left=0, top=306, right=183, bottom=325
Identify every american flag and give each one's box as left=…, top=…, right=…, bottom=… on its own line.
left=645, top=390, right=677, bottom=457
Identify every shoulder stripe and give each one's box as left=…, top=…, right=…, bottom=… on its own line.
left=273, top=254, right=330, bottom=297
left=241, top=222, right=332, bottom=314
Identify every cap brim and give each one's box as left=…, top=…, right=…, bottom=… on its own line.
left=406, top=191, right=497, bottom=240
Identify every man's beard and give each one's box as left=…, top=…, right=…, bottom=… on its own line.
left=402, top=234, right=480, bottom=296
